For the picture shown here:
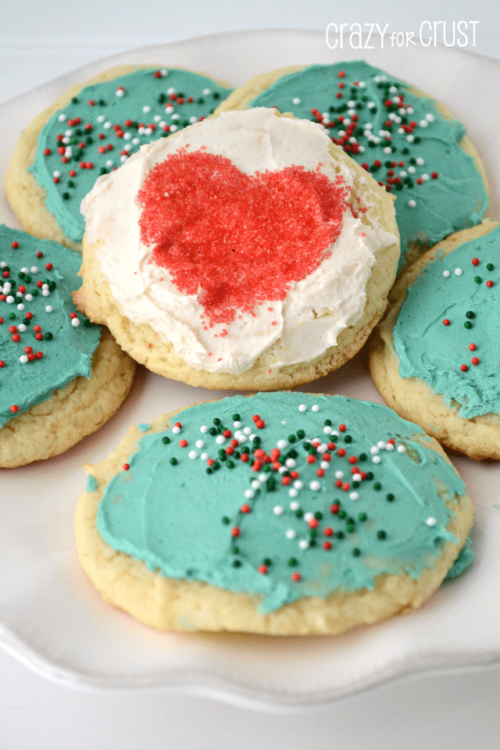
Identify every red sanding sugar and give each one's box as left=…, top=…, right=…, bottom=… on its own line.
left=138, top=149, right=350, bottom=325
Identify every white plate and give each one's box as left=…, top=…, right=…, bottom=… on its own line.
left=1, top=30, right=500, bottom=713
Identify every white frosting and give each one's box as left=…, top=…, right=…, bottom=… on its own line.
left=82, top=108, right=397, bottom=374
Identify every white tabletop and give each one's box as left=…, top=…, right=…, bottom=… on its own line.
left=1, top=2, right=500, bottom=747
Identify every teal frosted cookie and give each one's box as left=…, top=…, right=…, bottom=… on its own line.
left=75, top=392, right=473, bottom=635
left=217, top=61, right=489, bottom=270
left=370, top=219, right=500, bottom=460
left=5, top=65, right=233, bottom=250
left=0, top=226, right=135, bottom=467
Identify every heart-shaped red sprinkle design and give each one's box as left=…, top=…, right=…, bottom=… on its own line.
left=138, top=149, right=350, bottom=326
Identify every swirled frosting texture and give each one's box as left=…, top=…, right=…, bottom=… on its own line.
left=30, top=68, right=233, bottom=242
left=96, top=393, right=465, bottom=614
left=0, top=226, right=100, bottom=427
left=393, top=224, right=500, bottom=418
left=249, top=61, right=488, bottom=270
left=82, top=108, right=397, bottom=374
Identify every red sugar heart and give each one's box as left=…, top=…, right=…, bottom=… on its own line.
left=138, top=149, right=350, bottom=326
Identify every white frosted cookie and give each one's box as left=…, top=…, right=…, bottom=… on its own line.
left=75, top=107, right=399, bottom=391
left=75, top=392, right=473, bottom=635
left=5, top=65, right=234, bottom=251
left=0, top=226, right=135, bottom=468
left=370, top=219, right=500, bottom=460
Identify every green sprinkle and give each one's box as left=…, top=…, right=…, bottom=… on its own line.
left=44, top=332, right=53, bottom=340
left=314, top=511, right=323, bottom=520
left=474, top=276, right=482, bottom=284
left=161, top=436, right=170, bottom=444
left=465, top=311, right=475, bottom=319
left=373, top=482, right=382, bottom=491
left=232, top=560, right=241, bottom=568
left=213, top=417, right=221, bottom=425
left=352, top=548, right=361, bottom=557
left=288, top=557, right=298, bottom=567
left=222, top=516, right=229, bottom=524
left=232, top=413, right=240, bottom=421
left=358, top=513, right=367, bottom=522
left=336, top=531, right=345, bottom=539
left=263, top=557, right=272, bottom=566
left=366, top=472, right=374, bottom=480
left=288, top=434, right=297, bottom=443
left=8, top=313, right=15, bottom=320
left=487, top=263, right=494, bottom=271
left=359, top=453, right=367, bottom=461
left=377, top=530, right=387, bottom=539
left=338, top=510, right=347, bottom=520
left=226, top=460, right=234, bottom=469
left=170, top=457, right=178, bottom=466
left=232, top=546, right=239, bottom=554
left=346, top=523, right=355, bottom=533
left=295, top=509, right=303, bottom=518
left=208, top=427, right=217, bottom=436
left=464, top=321, right=472, bottom=329
left=206, top=468, right=212, bottom=474
left=212, top=461, right=220, bottom=470
left=324, top=419, right=332, bottom=426
left=297, top=429, right=305, bottom=439
left=62, top=192, right=70, bottom=200
left=344, top=435, right=352, bottom=443
left=386, top=493, right=395, bottom=502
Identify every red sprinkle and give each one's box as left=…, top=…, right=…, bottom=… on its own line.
left=461, top=364, right=468, bottom=372
left=443, top=319, right=450, bottom=326
left=122, top=464, right=130, bottom=471
left=291, top=572, right=302, bottom=582
left=471, top=357, right=480, bottom=365
left=231, top=527, right=240, bottom=538
left=10, top=405, right=19, bottom=413
left=179, top=439, right=188, bottom=448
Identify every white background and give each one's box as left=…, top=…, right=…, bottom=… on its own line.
left=1, top=1, right=500, bottom=748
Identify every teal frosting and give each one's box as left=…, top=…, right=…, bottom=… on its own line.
left=30, top=68, right=233, bottom=242
left=97, top=392, right=466, bottom=614
left=86, top=474, right=99, bottom=492
left=445, top=534, right=474, bottom=579
left=137, top=423, right=151, bottom=432
left=0, top=226, right=100, bottom=427
left=249, top=62, right=488, bottom=270
left=393, top=224, right=500, bottom=418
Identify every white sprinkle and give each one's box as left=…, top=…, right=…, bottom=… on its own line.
left=278, top=466, right=288, bottom=474
left=426, top=517, right=437, bottom=527
left=294, top=480, right=303, bottom=490
left=106, top=160, right=114, bottom=168
left=195, top=439, right=204, bottom=449
left=320, top=461, right=329, bottom=470
left=243, top=427, right=252, bottom=435
left=383, top=147, right=392, bottom=154
left=303, top=513, right=313, bottom=523
left=6, top=296, right=14, bottom=303
left=142, top=105, right=151, bottom=113
left=203, top=88, right=211, bottom=95
left=188, top=451, right=198, bottom=460
left=377, top=441, right=386, bottom=449
left=455, top=268, right=463, bottom=276
left=286, top=529, right=297, bottom=539
left=132, top=137, right=140, bottom=145
left=172, top=426, right=181, bottom=434
left=277, top=439, right=287, bottom=450
left=25, top=294, right=33, bottom=301
left=215, top=435, right=225, bottom=445
left=103, top=121, right=112, bottom=129
left=285, top=458, right=296, bottom=468
left=289, top=489, right=298, bottom=498
left=161, top=69, right=167, bottom=76
left=200, top=452, right=208, bottom=460
left=290, top=501, right=300, bottom=511
left=281, top=420, right=286, bottom=425
left=144, top=128, right=153, bottom=136
left=233, top=421, right=241, bottom=428
left=299, top=540, right=309, bottom=550
left=353, top=474, right=362, bottom=482
left=323, top=426, right=332, bottom=435
left=189, top=116, right=198, bottom=124
left=310, top=481, right=321, bottom=491
left=311, top=404, right=319, bottom=412
left=167, top=87, right=176, bottom=95
left=416, top=157, right=425, bottom=166
left=258, top=474, right=267, bottom=483
left=443, top=270, right=451, bottom=278
left=124, top=132, right=132, bottom=140
left=408, top=200, right=416, bottom=208
left=370, top=446, right=379, bottom=455
left=19, top=355, right=28, bottom=364
left=71, top=318, right=80, bottom=327
left=153, top=114, right=161, bottom=122
left=244, top=489, right=254, bottom=499
left=292, top=97, right=301, bottom=104
left=115, top=89, right=124, bottom=97
left=419, top=120, right=428, bottom=128
left=200, top=425, right=208, bottom=433
left=408, top=166, right=416, bottom=174
left=350, top=492, right=359, bottom=501
left=406, top=135, right=414, bottom=142
left=17, top=303, right=24, bottom=311
left=120, top=155, right=127, bottom=163
left=385, top=443, right=395, bottom=452
left=18, top=324, right=26, bottom=332
left=52, top=171, right=60, bottom=178
left=372, top=456, right=381, bottom=464
left=251, top=480, right=261, bottom=490
left=58, top=113, right=66, bottom=121
left=426, top=113, right=435, bottom=122
left=397, top=445, right=406, bottom=453
left=421, top=173, right=429, bottom=182
left=335, top=470, right=344, bottom=479
left=273, top=505, right=284, bottom=516
left=298, top=404, right=307, bottom=412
